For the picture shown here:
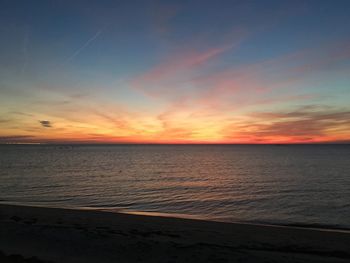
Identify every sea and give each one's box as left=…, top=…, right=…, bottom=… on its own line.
left=1, top=144, right=349, bottom=229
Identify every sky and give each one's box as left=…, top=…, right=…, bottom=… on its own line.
left=0, top=0, right=350, bottom=144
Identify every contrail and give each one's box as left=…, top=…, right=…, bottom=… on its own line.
left=66, top=30, right=101, bottom=62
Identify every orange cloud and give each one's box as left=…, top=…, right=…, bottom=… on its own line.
left=222, top=106, right=350, bottom=143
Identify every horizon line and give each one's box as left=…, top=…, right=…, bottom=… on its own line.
left=1, top=142, right=349, bottom=146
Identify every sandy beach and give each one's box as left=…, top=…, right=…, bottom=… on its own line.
left=0, top=204, right=349, bottom=262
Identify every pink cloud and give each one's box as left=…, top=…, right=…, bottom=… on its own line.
left=130, top=28, right=248, bottom=100
left=132, top=45, right=233, bottom=98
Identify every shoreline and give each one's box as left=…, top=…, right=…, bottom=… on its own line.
left=1, top=204, right=350, bottom=262
left=2, top=202, right=350, bottom=233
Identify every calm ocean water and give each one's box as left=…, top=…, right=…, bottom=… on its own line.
left=0, top=145, right=349, bottom=228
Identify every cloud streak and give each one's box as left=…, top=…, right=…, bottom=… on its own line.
left=222, top=106, right=350, bottom=143
left=0, top=135, right=35, bottom=143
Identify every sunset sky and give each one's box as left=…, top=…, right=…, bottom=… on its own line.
left=0, top=0, right=350, bottom=144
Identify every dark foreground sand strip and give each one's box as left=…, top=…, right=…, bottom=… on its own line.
left=1, top=204, right=350, bottom=263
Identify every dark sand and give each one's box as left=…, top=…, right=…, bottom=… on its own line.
left=1, top=204, right=349, bottom=263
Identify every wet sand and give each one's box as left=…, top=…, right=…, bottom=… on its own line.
left=0, top=204, right=349, bottom=263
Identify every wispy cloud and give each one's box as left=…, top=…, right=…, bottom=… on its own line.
left=132, top=45, right=232, bottom=96
left=9, top=111, right=34, bottom=117
left=92, top=110, right=130, bottom=130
